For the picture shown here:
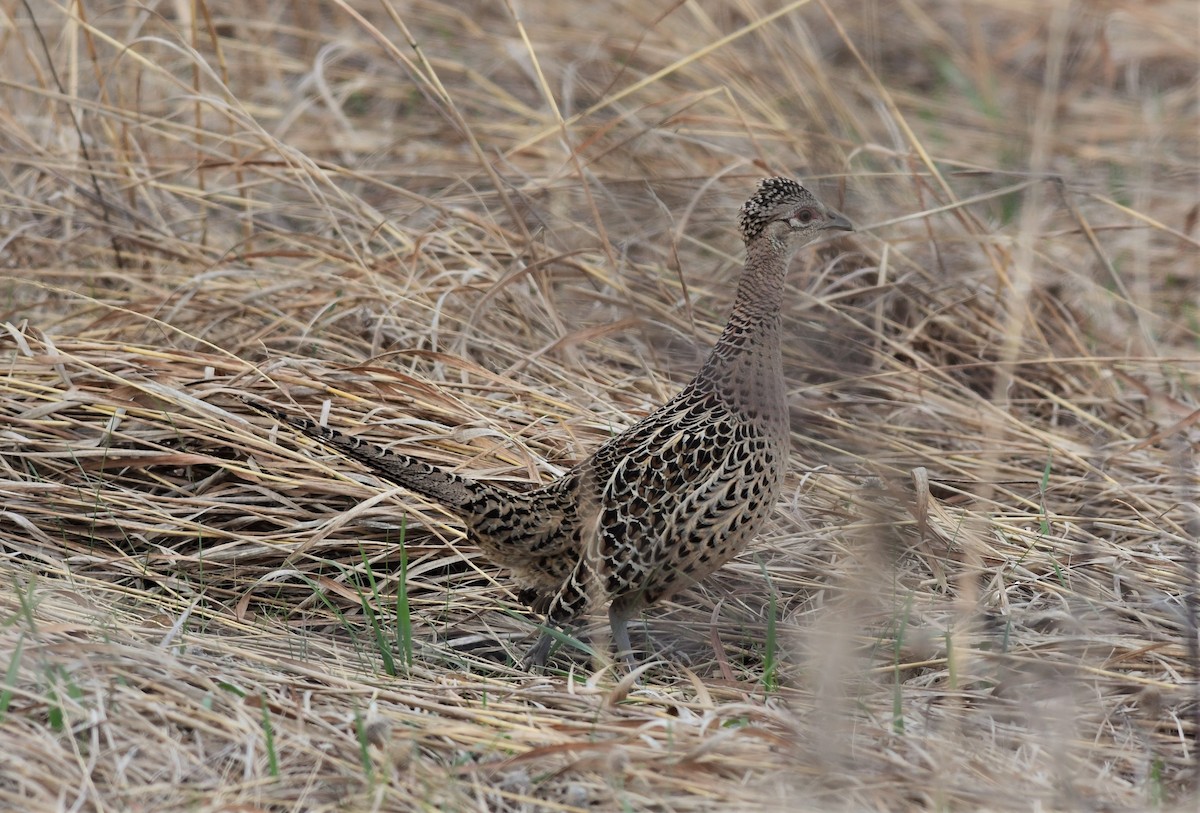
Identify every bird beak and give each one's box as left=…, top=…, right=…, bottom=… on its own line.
left=823, top=211, right=854, bottom=232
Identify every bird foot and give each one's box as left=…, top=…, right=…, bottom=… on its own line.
left=520, top=633, right=554, bottom=671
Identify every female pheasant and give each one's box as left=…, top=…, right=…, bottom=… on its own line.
left=247, top=177, right=853, bottom=667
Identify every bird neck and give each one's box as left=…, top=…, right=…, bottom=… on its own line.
left=698, top=237, right=790, bottom=420
left=711, top=237, right=788, bottom=358
left=732, top=237, right=789, bottom=329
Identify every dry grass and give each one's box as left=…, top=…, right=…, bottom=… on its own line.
left=1, top=0, right=1197, bottom=810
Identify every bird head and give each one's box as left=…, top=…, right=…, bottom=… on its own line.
left=736, top=177, right=853, bottom=248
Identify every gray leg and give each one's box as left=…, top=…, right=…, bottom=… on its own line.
left=519, top=556, right=593, bottom=670
left=522, top=632, right=554, bottom=669
left=608, top=605, right=636, bottom=670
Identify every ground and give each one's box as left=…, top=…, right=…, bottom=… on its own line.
left=1, top=1, right=1197, bottom=810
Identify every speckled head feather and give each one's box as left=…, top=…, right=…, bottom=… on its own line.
left=736, top=176, right=813, bottom=243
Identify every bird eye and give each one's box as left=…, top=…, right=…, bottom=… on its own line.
left=793, top=208, right=816, bottom=224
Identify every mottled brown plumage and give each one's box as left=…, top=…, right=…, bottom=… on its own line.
left=245, top=177, right=853, bottom=667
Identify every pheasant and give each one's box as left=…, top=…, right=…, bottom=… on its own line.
left=245, top=177, right=853, bottom=667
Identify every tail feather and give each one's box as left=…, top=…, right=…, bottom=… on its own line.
left=241, top=398, right=502, bottom=515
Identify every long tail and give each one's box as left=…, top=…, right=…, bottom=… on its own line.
left=240, top=397, right=507, bottom=516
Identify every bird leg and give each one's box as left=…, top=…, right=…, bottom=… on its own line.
left=521, top=631, right=555, bottom=670
left=608, top=605, right=637, bottom=670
